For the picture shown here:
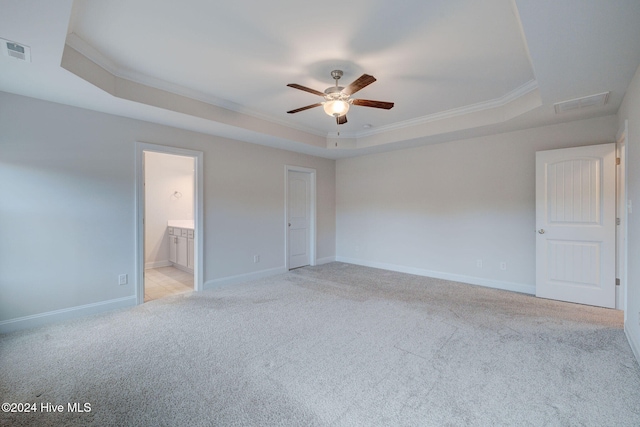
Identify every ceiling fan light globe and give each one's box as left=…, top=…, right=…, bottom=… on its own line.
left=323, top=100, right=350, bottom=117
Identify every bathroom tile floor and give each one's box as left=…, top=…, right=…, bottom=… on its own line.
left=144, top=266, right=193, bottom=302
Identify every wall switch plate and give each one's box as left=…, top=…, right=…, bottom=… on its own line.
left=118, top=274, right=128, bottom=285
left=476, top=259, right=483, bottom=268
left=253, top=255, right=260, bottom=263
left=500, top=262, right=507, bottom=271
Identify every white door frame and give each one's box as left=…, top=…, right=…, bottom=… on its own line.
left=285, top=165, right=316, bottom=270
left=616, top=120, right=628, bottom=313
left=135, top=142, right=204, bottom=304
left=535, top=143, right=616, bottom=308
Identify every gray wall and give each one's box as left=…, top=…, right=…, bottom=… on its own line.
left=336, top=115, right=618, bottom=293
left=0, top=92, right=336, bottom=323
left=2, top=83, right=638, bottom=366
left=618, top=63, right=640, bottom=361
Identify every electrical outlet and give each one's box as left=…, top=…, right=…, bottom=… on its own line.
left=500, top=262, right=507, bottom=271
left=253, top=255, right=260, bottom=263
left=476, top=259, right=483, bottom=268
left=118, top=274, right=128, bottom=285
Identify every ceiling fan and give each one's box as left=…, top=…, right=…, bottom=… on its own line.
left=286, top=70, right=394, bottom=125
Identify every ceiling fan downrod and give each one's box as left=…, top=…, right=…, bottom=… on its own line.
left=331, top=69, right=343, bottom=85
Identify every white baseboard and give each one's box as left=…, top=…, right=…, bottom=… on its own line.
left=203, top=259, right=336, bottom=290
left=625, top=323, right=640, bottom=367
left=204, top=266, right=287, bottom=290
left=172, top=263, right=194, bottom=274
left=335, top=256, right=536, bottom=295
left=145, top=260, right=172, bottom=269
left=316, top=256, right=336, bottom=265
left=0, top=296, right=137, bottom=334
left=147, top=261, right=193, bottom=274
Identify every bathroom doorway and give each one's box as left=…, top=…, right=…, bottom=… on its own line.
left=135, top=142, right=204, bottom=305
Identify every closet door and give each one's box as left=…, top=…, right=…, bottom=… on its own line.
left=288, top=171, right=311, bottom=269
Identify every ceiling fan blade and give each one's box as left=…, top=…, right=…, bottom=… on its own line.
left=352, top=99, right=394, bottom=109
left=287, top=103, right=322, bottom=114
left=343, top=74, right=377, bottom=96
left=336, top=115, right=347, bottom=125
left=287, top=83, right=325, bottom=97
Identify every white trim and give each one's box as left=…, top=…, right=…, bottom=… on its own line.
left=616, top=119, right=629, bottom=315
left=145, top=260, right=172, bottom=269
left=616, top=118, right=628, bottom=142
left=328, top=79, right=539, bottom=138
left=172, top=263, right=194, bottom=274
left=285, top=166, right=317, bottom=270
left=316, top=256, right=336, bottom=265
left=0, top=296, right=136, bottom=334
left=204, top=266, right=287, bottom=290
left=370, top=80, right=539, bottom=133
left=135, top=142, right=204, bottom=305
left=64, top=35, right=326, bottom=139
left=64, top=34, right=539, bottom=141
left=66, top=33, right=120, bottom=77
left=336, top=256, right=535, bottom=295
left=625, top=323, right=640, bottom=367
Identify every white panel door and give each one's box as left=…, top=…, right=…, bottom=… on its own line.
left=535, top=143, right=616, bottom=308
left=288, top=171, right=311, bottom=269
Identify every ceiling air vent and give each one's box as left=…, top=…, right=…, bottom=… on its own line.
left=1, top=38, right=31, bottom=62
left=554, top=92, right=609, bottom=114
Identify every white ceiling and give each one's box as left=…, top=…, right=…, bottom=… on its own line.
left=1, top=0, right=640, bottom=159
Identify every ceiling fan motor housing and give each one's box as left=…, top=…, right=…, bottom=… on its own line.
left=324, top=86, right=344, bottom=95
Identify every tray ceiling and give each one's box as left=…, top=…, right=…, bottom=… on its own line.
left=1, top=0, right=640, bottom=157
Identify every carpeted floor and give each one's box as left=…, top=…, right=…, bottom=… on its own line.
left=1, top=262, right=639, bottom=426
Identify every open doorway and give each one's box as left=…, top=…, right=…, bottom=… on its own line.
left=144, top=151, right=194, bottom=301
left=136, top=142, right=204, bottom=305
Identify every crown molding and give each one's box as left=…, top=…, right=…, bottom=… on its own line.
left=354, top=79, right=539, bottom=138
left=65, top=33, right=120, bottom=74
left=64, top=33, right=326, bottom=138
left=65, top=33, right=539, bottom=145
left=327, top=79, right=538, bottom=139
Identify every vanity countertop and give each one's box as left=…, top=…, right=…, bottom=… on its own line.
left=167, top=220, right=194, bottom=230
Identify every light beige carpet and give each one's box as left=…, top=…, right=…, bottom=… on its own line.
left=1, top=262, right=639, bottom=426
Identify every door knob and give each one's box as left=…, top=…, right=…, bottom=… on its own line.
left=538, top=229, right=545, bottom=234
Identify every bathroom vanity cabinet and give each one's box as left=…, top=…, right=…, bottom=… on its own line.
left=168, top=225, right=194, bottom=272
